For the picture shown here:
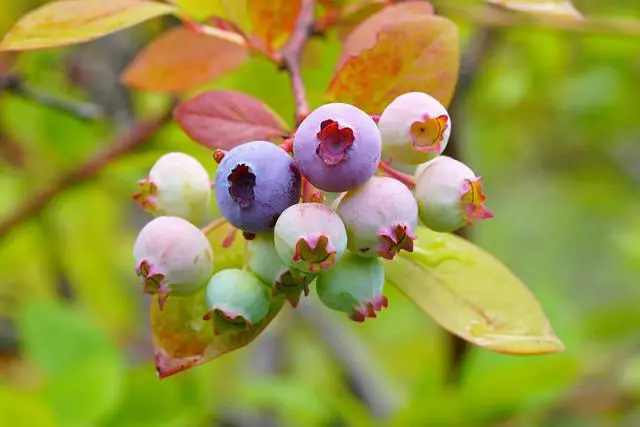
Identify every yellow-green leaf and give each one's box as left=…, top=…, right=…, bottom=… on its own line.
left=486, top=0, right=582, bottom=20
left=326, top=15, right=459, bottom=112
left=173, top=0, right=226, bottom=20
left=151, top=221, right=284, bottom=378
left=384, top=227, right=565, bottom=355
left=151, top=290, right=285, bottom=378
left=0, top=0, right=177, bottom=52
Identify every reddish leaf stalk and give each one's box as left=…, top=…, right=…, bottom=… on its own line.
left=200, top=217, right=229, bottom=236
left=0, top=109, right=173, bottom=239
left=378, top=161, right=415, bottom=189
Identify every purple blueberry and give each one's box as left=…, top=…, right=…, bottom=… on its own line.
left=293, top=103, right=382, bottom=192
left=274, top=203, right=347, bottom=273
left=316, top=253, right=387, bottom=322
left=214, top=141, right=301, bottom=233
left=336, top=176, right=418, bottom=260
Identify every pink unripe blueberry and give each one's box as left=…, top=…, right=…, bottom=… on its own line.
left=293, top=103, right=382, bottom=192
left=133, top=216, right=214, bottom=308
left=274, top=203, right=347, bottom=273
left=316, top=253, right=387, bottom=322
left=204, top=269, right=270, bottom=335
left=247, top=232, right=316, bottom=308
left=336, top=176, right=417, bottom=260
left=414, top=156, right=493, bottom=232
left=133, top=152, right=211, bottom=224
left=378, top=92, right=451, bottom=165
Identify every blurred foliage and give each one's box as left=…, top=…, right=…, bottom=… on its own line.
left=1, top=0, right=640, bottom=426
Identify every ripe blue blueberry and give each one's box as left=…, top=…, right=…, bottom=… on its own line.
left=293, top=103, right=382, bottom=192
left=274, top=203, right=347, bottom=273
left=414, top=156, right=493, bottom=232
left=133, top=152, right=211, bottom=224
left=336, top=176, right=418, bottom=260
left=133, top=216, right=214, bottom=309
left=214, top=141, right=301, bottom=233
left=204, top=268, right=270, bottom=335
left=316, top=253, right=387, bottom=322
left=247, top=232, right=316, bottom=307
left=378, top=92, right=451, bottom=165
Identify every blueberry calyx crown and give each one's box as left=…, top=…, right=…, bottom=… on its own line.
left=377, top=223, right=416, bottom=260
left=410, top=114, right=449, bottom=154
left=293, top=233, right=336, bottom=272
left=228, top=163, right=256, bottom=208
left=316, top=119, right=355, bottom=166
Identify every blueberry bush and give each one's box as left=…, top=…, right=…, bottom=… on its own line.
left=2, top=0, right=640, bottom=426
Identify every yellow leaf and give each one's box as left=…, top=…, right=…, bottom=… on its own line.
left=384, top=227, right=565, bottom=355
left=122, top=26, right=248, bottom=92
left=248, top=0, right=301, bottom=51
left=0, top=0, right=177, bottom=51
left=486, top=0, right=582, bottom=20
left=326, top=15, right=459, bottom=112
left=173, top=0, right=225, bottom=20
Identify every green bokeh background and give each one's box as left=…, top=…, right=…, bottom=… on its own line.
left=1, top=1, right=640, bottom=426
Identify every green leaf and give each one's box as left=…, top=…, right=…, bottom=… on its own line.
left=17, top=300, right=119, bottom=376
left=384, top=227, right=565, bottom=355
left=486, top=0, right=582, bottom=19
left=0, top=387, right=58, bottom=427
left=41, top=355, right=124, bottom=427
left=0, top=0, right=177, bottom=51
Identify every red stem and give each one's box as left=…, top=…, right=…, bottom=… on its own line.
left=378, top=161, right=416, bottom=189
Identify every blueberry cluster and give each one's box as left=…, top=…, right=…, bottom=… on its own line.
left=132, top=92, right=492, bottom=330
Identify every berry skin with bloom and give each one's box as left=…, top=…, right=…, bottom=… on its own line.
left=214, top=141, right=302, bottom=233
left=414, top=156, right=493, bottom=232
left=378, top=92, right=451, bottom=165
left=204, top=269, right=270, bottom=335
left=336, top=176, right=418, bottom=260
left=293, top=103, right=382, bottom=192
left=133, top=216, right=214, bottom=308
left=133, top=152, right=211, bottom=224
left=247, top=232, right=316, bottom=307
left=274, top=203, right=347, bottom=273
left=316, top=253, right=387, bottom=322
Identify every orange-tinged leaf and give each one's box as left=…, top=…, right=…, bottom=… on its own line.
left=151, top=291, right=285, bottom=378
left=248, top=0, right=301, bottom=51
left=0, top=0, right=176, bottom=51
left=326, top=15, right=459, bottom=112
left=486, top=0, right=582, bottom=19
left=336, top=1, right=434, bottom=69
left=122, top=26, right=248, bottom=93
left=384, top=227, right=565, bottom=355
left=174, top=90, right=290, bottom=150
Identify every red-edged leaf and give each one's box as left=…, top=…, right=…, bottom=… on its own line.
left=174, top=90, right=290, bottom=150
left=326, top=14, right=459, bottom=112
left=0, top=0, right=176, bottom=51
left=248, top=0, right=301, bottom=51
left=337, top=1, right=434, bottom=62
left=152, top=291, right=285, bottom=378
left=122, top=26, right=248, bottom=93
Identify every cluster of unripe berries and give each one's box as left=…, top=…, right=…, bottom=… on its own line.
left=133, top=92, right=492, bottom=332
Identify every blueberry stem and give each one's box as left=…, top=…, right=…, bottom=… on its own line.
left=378, top=161, right=416, bottom=189
left=200, top=217, right=228, bottom=236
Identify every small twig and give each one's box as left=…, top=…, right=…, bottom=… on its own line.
left=0, top=75, right=103, bottom=122
left=281, top=0, right=316, bottom=123
left=0, top=109, right=173, bottom=239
